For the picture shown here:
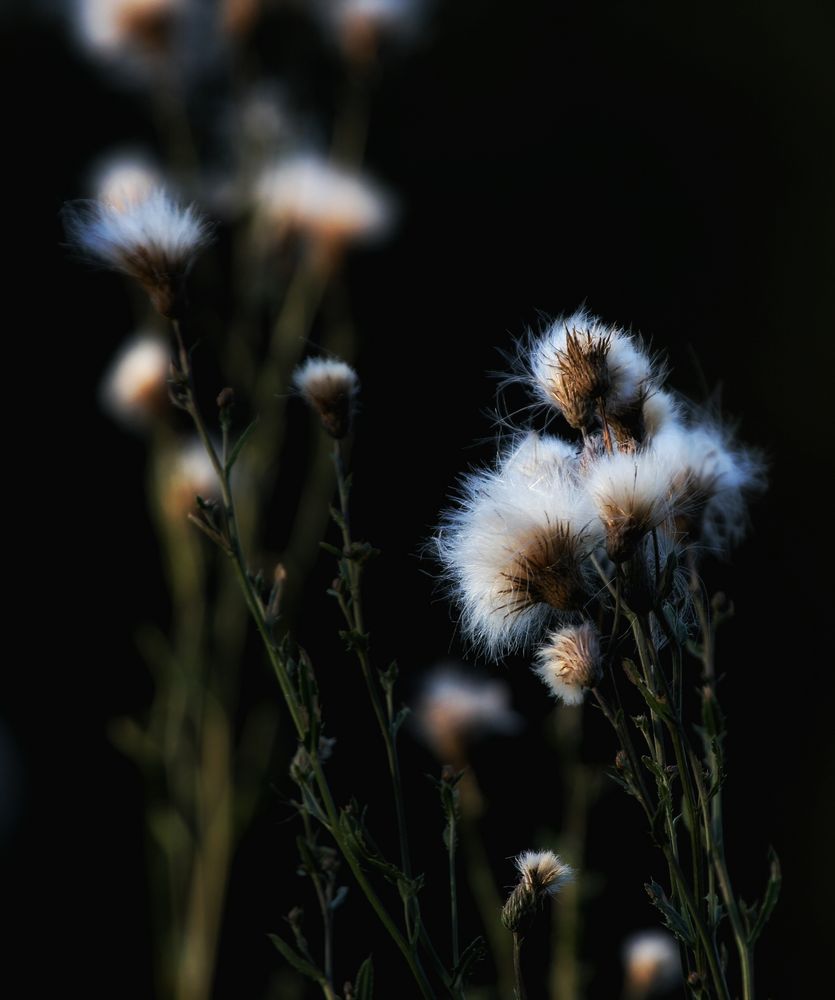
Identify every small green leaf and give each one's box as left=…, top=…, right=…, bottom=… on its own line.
left=451, top=936, right=487, bottom=988
left=268, top=933, right=326, bottom=985
left=355, top=956, right=374, bottom=1000
left=645, top=881, right=695, bottom=947
left=749, top=848, right=781, bottom=944
left=391, top=706, right=410, bottom=739
left=225, top=417, right=259, bottom=472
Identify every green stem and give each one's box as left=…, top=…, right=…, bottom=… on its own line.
left=175, top=341, right=435, bottom=998
left=331, top=443, right=414, bottom=888
left=513, top=932, right=529, bottom=1000
left=449, top=807, right=460, bottom=970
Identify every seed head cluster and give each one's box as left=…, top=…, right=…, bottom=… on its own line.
left=434, top=309, right=764, bottom=705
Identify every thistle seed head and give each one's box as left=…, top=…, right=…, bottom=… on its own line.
left=292, top=357, right=359, bottom=439
left=533, top=623, right=602, bottom=705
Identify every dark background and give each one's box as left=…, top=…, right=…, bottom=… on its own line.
left=5, top=0, right=834, bottom=996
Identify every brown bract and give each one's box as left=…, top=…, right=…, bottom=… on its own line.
left=548, top=329, right=612, bottom=430
left=499, top=521, right=589, bottom=615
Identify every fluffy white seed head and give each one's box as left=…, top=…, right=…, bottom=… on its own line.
left=622, top=929, right=682, bottom=995
left=533, top=623, right=602, bottom=705
left=501, top=430, right=581, bottom=487
left=75, top=0, right=185, bottom=61
left=92, top=154, right=162, bottom=211
left=326, top=0, right=422, bottom=62
left=293, top=357, right=359, bottom=438
left=652, top=418, right=765, bottom=552
left=161, top=439, right=219, bottom=522
left=641, top=389, right=683, bottom=442
left=435, top=435, right=602, bottom=656
left=414, top=667, right=520, bottom=765
left=100, top=333, right=170, bottom=429
left=64, top=187, right=213, bottom=317
left=515, top=850, right=575, bottom=896
left=502, top=850, right=575, bottom=931
left=255, top=154, right=393, bottom=256
left=585, top=448, right=679, bottom=563
left=523, top=309, right=659, bottom=431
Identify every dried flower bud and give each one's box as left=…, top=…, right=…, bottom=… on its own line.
left=522, top=309, right=660, bottom=433
left=216, top=387, right=235, bottom=410
left=502, top=850, right=574, bottom=932
left=533, top=623, right=602, bottom=706
left=292, top=357, right=359, bottom=438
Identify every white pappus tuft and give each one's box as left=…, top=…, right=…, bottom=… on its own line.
left=100, top=332, right=170, bottom=429
left=434, top=432, right=602, bottom=656
left=292, top=356, right=359, bottom=439
left=63, top=186, right=213, bottom=318
left=519, top=309, right=662, bottom=433
left=514, top=850, right=575, bottom=896
left=92, top=153, right=162, bottom=211
left=533, top=622, right=602, bottom=705
left=652, top=416, right=766, bottom=553
left=622, top=928, right=682, bottom=996
left=413, top=666, right=521, bottom=766
left=75, top=0, right=185, bottom=63
left=584, top=447, right=680, bottom=563
left=255, top=154, right=393, bottom=257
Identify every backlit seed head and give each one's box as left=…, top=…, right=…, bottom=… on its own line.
left=292, top=357, right=359, bottom=439
left=533, top=623, right=602, bottom=706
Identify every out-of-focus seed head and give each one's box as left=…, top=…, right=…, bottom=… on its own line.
left=292, top=357, right=359, bottom=439
left=413, top=667, right=520, bottom=767
left=63, top=186, right=213, bottom=318
left=622, top=929, right=682, bottom=997
left=100, top=332, right=170, bottom=429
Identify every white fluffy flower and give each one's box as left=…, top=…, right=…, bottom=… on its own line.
left=100, top=333, right=170, bottom=429
left=514, top=850, right=575, bottom=896
left=75, top=0, right=185, bottom=60
left=522, top=309, right=659, bottom=431
left=652, top=417, right=765, bottom=552
left=293, top=357, right=359, bottom=438
left=64, top=187, right=212, bottom=317
left=255, top=154, right=393, bottom=253
left=435, top=433, right=601, bottom=655
left=533, top=623, right=602, bottom=705
left=622, top=929, right=681, bottom=996
left=414, top=667, right=520, bottom=764
left=584, top=448, right=679, bottom=563
left=502, top=849, right=575, bottom=931
left=92, top=154, right=162, bottom=211
left=641, top=389, right=682, bottom=442
left=161, top=439, right=220, bottom=522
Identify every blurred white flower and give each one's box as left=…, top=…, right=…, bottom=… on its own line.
left=92, top=154, right=162, bottom=212
left=255, top=154, right=393, bottom=259
left=292, top=356, right=359, bottom=439
left=414, top=667, right=520, bottom=765
left=622, top=929, right=682, bottom=997
left=100, top=333, right=170, bottom=429
left=64, top=186, right=212, bottom=317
